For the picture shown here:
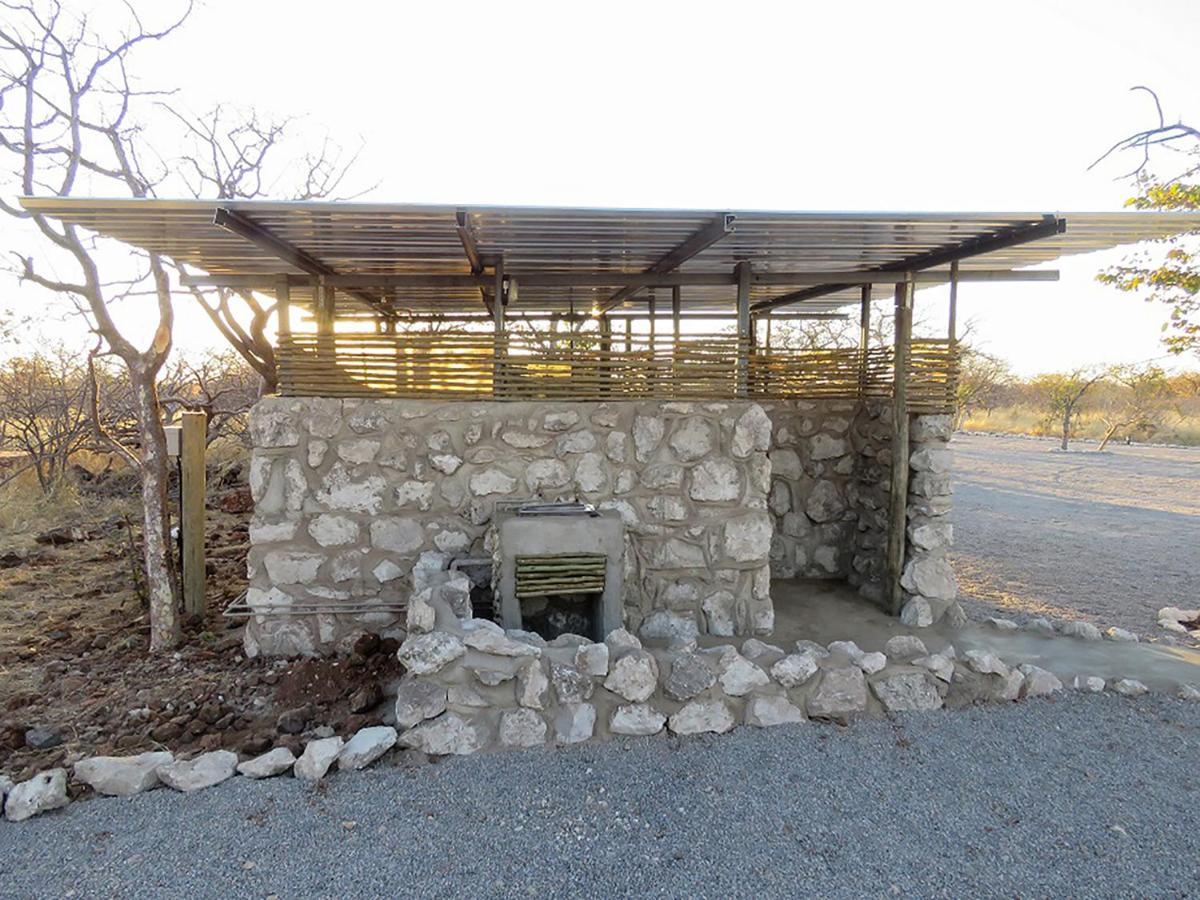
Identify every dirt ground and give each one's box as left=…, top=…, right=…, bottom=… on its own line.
left=950, top=432, right=1200, bottom=640
left=0, top=469, right=398, bottom=784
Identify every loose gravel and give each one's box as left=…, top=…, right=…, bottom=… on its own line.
left=3, top=693, right=1199, bottom=898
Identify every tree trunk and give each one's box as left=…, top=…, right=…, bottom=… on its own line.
left=134, top=374, right=181, bottom=650
left=1097, top=422, right=1120, bottom=452
left=1060, top=409, right=1071, bottom=451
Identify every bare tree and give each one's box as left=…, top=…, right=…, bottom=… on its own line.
left=168, top=105, right=372, bottom=393
left=0, top=344, right=89, bottom=493
left=0, top=1, right=194, bottom=649
left=954, top=348, right=1013, bottom=429
left=158, top=350, right=259, bottom=446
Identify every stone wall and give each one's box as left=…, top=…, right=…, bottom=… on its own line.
left=392, top=588, right=954, bottom=757
left=761, top=400, right=862, bottom=581
left=842, top=405, right=959, bottom=625
left=244, top=397, right=773, bottom=656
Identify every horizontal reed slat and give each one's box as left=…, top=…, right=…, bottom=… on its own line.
left=276, top=333, right=958, bottom=412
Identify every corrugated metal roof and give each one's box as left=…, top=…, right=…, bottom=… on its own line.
left=18, top=198, right=1200, bottom=315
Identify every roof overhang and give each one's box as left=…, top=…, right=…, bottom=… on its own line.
left=19, top=198, right=1200, bottom=316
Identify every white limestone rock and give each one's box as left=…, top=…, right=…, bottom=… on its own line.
left=1111, top=678, right=1149, bottom=697
left=469, top=468, right=517, bottom=496
left=1018, top=664, right=1063, bottom=698
left=370, top=517, right=424, bottom=554
left=871, top=672, right=944, bottom=712
left=986, top=616, right=1019, bottom=632
left=910, top=447, right=953, bottom=474
left=156, top=750, right=239, bottom=793
left=807, top=667, right=868, bottom=718
left=574, top=452, right=608, bottom=493
left=1177, top=684, right=1200, bottom=702
left=604, top=627, right=642, bottom=655
left=1061, top=620, right=1103, bottom=642
left=690, top=458, right=741, bottom=502
left=857, top=651, right=888, bottom=675
left=668, top=418, right=714, bottom=462
left=633, top=415, right=665, bottom=462
left=717, top=653, right=770, bottom=696
left=1158, top=607, right=1200, bottom=634
left=963, top=649, right=1009, bottom=677
left=723, top=513, right=773, bottom=563
left=550, top=662, right=594, bottom=704
left=1104, top=627, right=1139, bottom=643
left=526, top=458, right=571, bottom=492
left=74, top=751, right=172, bottom=796
left=771, top=652, right=820, bottom=688
left=263, top=551, right=324, bottom=585
left=810, top=433, right=847, bottom=461
left=732, top=405, right=771, bottom=458
left=397, top=632, right=466, bottom=675
left=745, top=694, right=806, bottom=727
left=463, top=628, right=541, bottom=658
left=740, top=638, right=785, bottom=667
left=236, top=747, right=297, bottom=779
left=543, top=410, right=580, bottom=432
left=604, top=651, right=659, bottom=703
left=406, top=587, right=437, bottom=634
left=913, top=653, right=955, bottom=683
left=701, top=590, right=736, bottom=637
left=901, top=557, right=957, bottom=601
left=794, top=639, right=830, bottom=658
left=609, top=704, right=666, bottom=736
left=1072, top=675, right=1106, bottom=694
left=499, top=709, right=547, bottom=748
left=394, top=680, right=448, bottom=728
left=900, top=597, right=934, bottom=628
left=516, top=659, right=552, bottom=709
left=4, top=769, right=68, bottom=822
left=884, top=635, right=928, bottom=661
left=554, top=703, right=597, bottom=744
left=338, top=726, right=398, bottom=770
left=295, top=737, right=345, bottom=781
left=639, top=610, right=700, bottom=644
left=399, top=713, right=485, bottom=756
left=669, top=699, right=735, bottom=735
left=575, top=642, right=610, bottom=677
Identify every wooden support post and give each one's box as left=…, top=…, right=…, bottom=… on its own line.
left=735, top=261, right=752, bottom=397
left=180, top=410, right=207, bottom=617
left=624, top=317, right=632, bottom=354
left=885, top=276, right=914, bottom=616
left=857, top=283, right=871, bottom=397
left=671, top=285, right=681, bottom=342
left=947, top=259, right=959, bottom=343
left=275, top=277, right=291, bottom=339
left=492, top=258, right=505, bottom=397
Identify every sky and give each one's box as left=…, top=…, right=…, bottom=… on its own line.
left=4, top=0, right=1200, bottom=375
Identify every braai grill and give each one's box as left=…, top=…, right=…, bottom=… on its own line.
left=495, top=502, right=624, bottom=640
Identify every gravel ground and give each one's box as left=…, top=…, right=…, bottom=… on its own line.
left=4, top=693, right=1199, bottom=898
left=950, top=433, right=1200, bottom=637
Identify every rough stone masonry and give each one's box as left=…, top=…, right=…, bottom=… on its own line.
left=244, top=397, right=957, bottom=656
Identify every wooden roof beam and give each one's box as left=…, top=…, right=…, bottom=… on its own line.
left=596, top=212, right=735, bottom=314
left=455, top=208, right=494, bottom=315
left=750, top=215, right=1067, bottom=314
left=212, top=207, right=390, bottom=317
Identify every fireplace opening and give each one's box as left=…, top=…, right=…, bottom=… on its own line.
left=516, top=553, right=606, bottom=641
left=495, top=503, right=624, bottom=640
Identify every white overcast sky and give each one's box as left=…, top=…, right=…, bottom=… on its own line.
left=7, top=0, right=1200, bottom=374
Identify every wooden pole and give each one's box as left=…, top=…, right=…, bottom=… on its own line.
left=885, top=276, right=913, bottom=616
left=275, top=277, right=291, bottom=339
left=180, top=410, right=207, bottom=618
left=671, top=286, right=681, bottom=343
left=858, top=283, right=871, bottom=397
left=493, top=258, right=505, bottom=398
left=947, top=259, right=959, bottom=343
left=735, top=261, right=752, bottom=397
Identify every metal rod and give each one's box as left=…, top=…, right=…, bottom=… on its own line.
left=179, top=268, right=1059, bottom=291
